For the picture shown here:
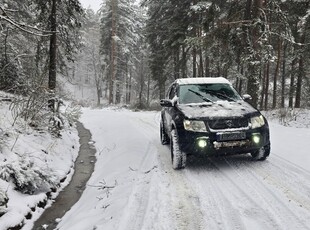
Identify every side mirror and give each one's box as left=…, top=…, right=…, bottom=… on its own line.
left=242, top=94, right=252, bottom=101
left=160, top=99, right=173, bottom=107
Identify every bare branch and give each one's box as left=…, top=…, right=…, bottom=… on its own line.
left=0, top=13, right=53, bottom=37
left=221, top=20, right=252, bottom=26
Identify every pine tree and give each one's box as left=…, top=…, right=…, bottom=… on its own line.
left=145, top=0, right=171, bottom=98
left=100, top=0, right=143, bottom=104
left=82, top=8, right=103, bottom=106
left=0, top=0, right=41, bottom=92
left=33, top=0, right=84, bottom=91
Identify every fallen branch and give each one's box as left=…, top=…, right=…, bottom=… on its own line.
left=88, top=179, right=117, bottom=190
left=144, top=165, right=158, bottom=174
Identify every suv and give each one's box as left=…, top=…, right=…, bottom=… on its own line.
left=160, top=77, right=270, bottom=169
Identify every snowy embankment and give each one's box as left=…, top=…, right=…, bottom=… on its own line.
left=0, top=92, right=79, bottom=230
left=56, top=107, right=310, bottom=230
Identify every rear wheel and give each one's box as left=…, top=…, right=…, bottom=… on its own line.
left=251, top=144, right=270, bottom=161
left=160, top=121, right=169, bottom=145
left=170, top=129, right=186, bottom=169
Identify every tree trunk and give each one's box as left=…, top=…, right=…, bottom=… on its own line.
left=264, top=61, right=270, bottom=111
left=92, top=53, right=101, bottom=106
left=35, top=39, right=42, bottom=76
left=247, top=64, right=260, bottom=108
left=260, top=64, right=266, bottom=109
left=205, top=56, right=210, bottom=78
left=193, top=47, right=197, bottom=78
left=125, top=58, right=129, bottom=104
left=236, top=62, right=240, bottom=91
left=128, top=67, right=132, bottom=103
left=238, top=64, right=244, bottom=94
left=109, top=0, right=117, bottom=104
left=181, top=45, right=187, bottom=78
left=245, top=0, right=261, bottom=107
left=272, top=38, right=282, bottom=109
left=147, top=73, right=150, bottom=107
left=295, top=33, right=305, bottom=108
left=48, top=0, right=57, bottom=90
left=281, top=42, right=286, bottom=108
left=174, top=48, right=180, bottom=79
left=295, top=58, right=303, bottom=108
left=138, top=54, right=144, bottom=108
left=289, top=58, right=297, bottom=108
left=199, top=48, right=203, bottom=77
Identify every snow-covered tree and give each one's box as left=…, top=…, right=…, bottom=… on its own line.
left=100, top=0, right=144, bottom=104
left=144, top=0, right=310, bottom=109
left=33, top=0, right=84, bottom=91
left=0, top=0, right=40, bottom=92
left=78, top=8, right=103, bottom=106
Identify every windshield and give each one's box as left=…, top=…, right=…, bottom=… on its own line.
left=178, top=83, right=242, bottom=104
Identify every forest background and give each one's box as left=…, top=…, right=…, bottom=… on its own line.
left=1, top=0, right=310, bottom=112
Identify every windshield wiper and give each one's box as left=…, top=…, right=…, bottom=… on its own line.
left=188, top=89, right=214, bottom=103
left=205, top=90, right=237, bottom=102
left=215, top=92, right=237, bottom=102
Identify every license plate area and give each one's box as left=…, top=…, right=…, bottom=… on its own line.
left=217, top=132, right=246, bottom=141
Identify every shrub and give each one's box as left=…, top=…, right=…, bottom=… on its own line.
left=0, top=189, right=8, bottom=217
left=0, top=157, right=58, bottom=195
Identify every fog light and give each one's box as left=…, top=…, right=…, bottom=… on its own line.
left=197, top=139, right=208, bottom=148
left=252, top=134, right=261, bottom=144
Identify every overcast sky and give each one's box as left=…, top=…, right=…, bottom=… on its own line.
left=79, top=0, right=102, bottom=12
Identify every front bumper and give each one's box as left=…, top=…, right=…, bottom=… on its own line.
left=178, top=126, right=270, bottom=156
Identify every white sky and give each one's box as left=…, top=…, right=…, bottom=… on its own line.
left=79, top=0, right=102, bottom=12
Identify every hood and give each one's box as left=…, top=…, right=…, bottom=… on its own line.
left=177, top=101, right=258, bottom=119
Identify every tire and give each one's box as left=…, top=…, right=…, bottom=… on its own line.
left=251, top=144, right=270, bottom=161
left=170, top=129, right=186, bottom=169
left=160, top=121, right=169, bottom=145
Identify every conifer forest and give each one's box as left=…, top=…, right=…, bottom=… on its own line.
left=1, top=0, right=310, bottom=110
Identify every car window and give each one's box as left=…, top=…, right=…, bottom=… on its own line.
left=178, top=83, right=242, bottom=104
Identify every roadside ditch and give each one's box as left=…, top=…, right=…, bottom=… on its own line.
left=32, top=121, right=96, bottom=230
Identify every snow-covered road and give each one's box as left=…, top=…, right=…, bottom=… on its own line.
left=57, top=108, right=310, bottom=230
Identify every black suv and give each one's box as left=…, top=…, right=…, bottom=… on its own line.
left=160, top=77, right=270, bottom=169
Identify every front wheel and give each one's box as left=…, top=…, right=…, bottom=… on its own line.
left=170, top=129, right=186, bottom=170
left=251, top=144, right=270, bottom=161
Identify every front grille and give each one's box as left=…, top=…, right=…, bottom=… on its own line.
left=208, top=118, right=249, bottom=130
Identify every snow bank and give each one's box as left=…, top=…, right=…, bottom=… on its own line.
left=0, top=91, right=79, bottom=229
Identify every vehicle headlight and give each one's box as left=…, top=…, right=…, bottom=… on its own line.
left=183, top=120, right=207, bottom=132
left=250, top=115, right=265, bottom=129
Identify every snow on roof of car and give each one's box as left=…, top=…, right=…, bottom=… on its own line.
left=175, top=77, right=231, bottom=85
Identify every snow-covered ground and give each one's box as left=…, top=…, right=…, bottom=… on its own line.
left=0, top=92, right=80, bottom=230
left=56, top=108, right=310, bottom=230
left=1, top=100, right=310, bottom=229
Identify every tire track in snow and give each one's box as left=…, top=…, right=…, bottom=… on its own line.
left=116, top=112, right=160, bottom=230
left=186, top=155, right=308, bottom=230
left=167, top=170, right=205, bottom=230
left=186, top=158, right=263, bottom=230
left=117, top=142, right=157, bottom=230
left=211, top=156, right=310, bottom=229
left=242, top=157, right=310, bottom=221
left=127, top=112, right=205, bottom=230
left=125, top=111, right=310, bottom=230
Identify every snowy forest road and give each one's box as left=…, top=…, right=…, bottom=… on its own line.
left=57, top=108, right=310, bottom=230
